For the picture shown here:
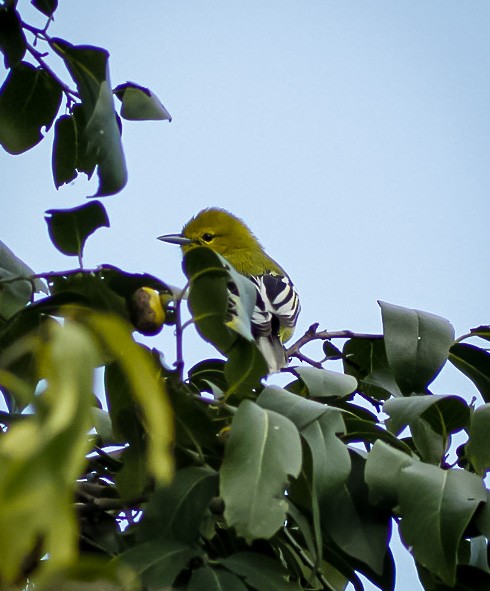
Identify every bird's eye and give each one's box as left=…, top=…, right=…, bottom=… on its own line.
left=201, top=233, right=214, bottom=243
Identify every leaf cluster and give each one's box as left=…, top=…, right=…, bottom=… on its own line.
left=0, top=1, right=171, bottom=197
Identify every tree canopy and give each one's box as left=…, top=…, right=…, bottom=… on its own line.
left=1, top=3, right=490, bottom=590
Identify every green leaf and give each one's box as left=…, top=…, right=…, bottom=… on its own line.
left=343, top=337, right=401, bottom=399
left=365, top=440, right=418, bottom=508
left=139, top=466, right=218, bottom=544
left=220, top=400, right=302, bottom=542
left=224, top=337, right=268, bottom=398
left=120, top=539, right=199, bottom=590
left=466, top=404, right=490, bottom=475
left=449, top=343, right=490, bottom=402
left=82, top=313, right=174, bottom=483
left=379, top=301, right=455, bottom=395
left=0, top=6, right=26, bottom=68
left=188, top=566, right=248, bottom=591
left=184, top=247, right=268, bottom=395
left=383, top=395, right=469, bottom=437
left=0, top=240, right=47, bottom=321
left=184, top=247, right=257, bottom=347
left=383, top=395, right=469, bottom=464
left=104, top=361, right=147, bottom=498
left=475, top=490, right=490, bottom=538
left=188, top=358, right=227, bottom=397
left=0, top=306, right=50, bottom=411
left=220, top=552, right=302, bottom=590
left=399, top=463, right=486, bottom=586
left=320, top=451, right=393, bottom=578
left=0, top=321, right=96, bottom=582
left=184, top=247, right=237, bottom=353
left=469, top=325, right=490, bottom=342
left=290, top=366, right=357, bottom=398
left=342, top=413, right=412, bottom=454
left=51, top=105, right=98, bottom=188
left=51, top=39, right=127, bottom=196
left=258, top=386, right=351, bottom=495
left=31, top=0, right=58, bottom=17
left=45, top=201, right=109, bottom=259
left=114, top=82, right=172, bottom=121
left=33, top=556, right=140, bottom=591
left=0, top=61, right=62, bottom=154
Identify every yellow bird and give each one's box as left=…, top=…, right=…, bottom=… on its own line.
left=158, top=208, right=300, bottom=373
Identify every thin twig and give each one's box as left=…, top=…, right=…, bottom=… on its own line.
left=289, top=350, right=324, bottom=369
left=282, top=528, right=336, bottom=591
left=173, top=282, right=189, bottom=381
left=286, top=323, right=383, bottom=358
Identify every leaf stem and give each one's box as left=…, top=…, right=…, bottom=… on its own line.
left=25, top=40, right=80, bottom=103
left=282, top=527, right=336, bottom=591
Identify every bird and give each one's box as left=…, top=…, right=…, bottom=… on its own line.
left=158, top=208, right=300, bottom=373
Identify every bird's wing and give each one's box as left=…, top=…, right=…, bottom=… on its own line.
left=250, top=273, right=300, bottom=340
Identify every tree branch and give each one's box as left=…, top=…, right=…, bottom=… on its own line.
left=25, top=41, right=80, bottom=102
left=286, top=323, right=383, bottom=359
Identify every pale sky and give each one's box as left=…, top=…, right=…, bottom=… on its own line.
left=3, top=2, right=490, bottom=589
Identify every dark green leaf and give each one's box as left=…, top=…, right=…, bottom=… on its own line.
left=31, top=0, right=58, bottom=17
left=52, top=114, right=77, bottom=187
left=0, top=6, right=26, bottom=68
left=323, top=340, right=343, bottom=360
left=399, top=463, right=486, bottom=586
left=224, top=338, right=268, bottom=399
left=417, top=562, right=490, bottom=591
left=220, top=400, right=302, bottom=542
left=220, top=552, right=302, bottom=590
left=0, top=240, right=47, bottom=321
left=343, top=337, right=401, bottom=399
left=365, top=440, right=418, bottom=508
left=47, top=272, right=128, bottom=319
left=475, top=490, right=490, bottom=538
left=0, top=61, right=62, bottom=154
left=120, top=539, right=199, bottom=590
left=44, top=201, right=109, bottom=258
left=33, top=556, right=139, bottom=591
left=51, top=105, right=98, bottom=188
left=466, top=404, right=490, bottom=475
left=139, top=466, right=218, bottom=544
left=449, top=343, right=490, bottom=402
left=469, top=325, right=490, bottom=342
left=384, top=395, right=469, bottom=436
left=320, top=451, right=393, bottom=579
left=105, top=361, right=147, bottom=499
left=167, top=386, right=223, bottom=459
left=379, top=301, right=455, bottom=395
left=188, top=358, right=227, bottom=397
left=52, top=38, right=127, bottom=196
left=114, top=82, right=172, bottom=121
left=291, top=366, right=357, bottom=398
left=342, top=414, right=413, bottom=454
left=188, top=566, right=247, bottom=591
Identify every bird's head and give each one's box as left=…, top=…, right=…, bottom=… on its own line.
left=158, top=208, right=262, bottom=259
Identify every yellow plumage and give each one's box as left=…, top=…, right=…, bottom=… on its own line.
left=159, top=208, right=300, bottom=372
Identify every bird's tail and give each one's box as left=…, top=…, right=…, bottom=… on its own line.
left=256, top=335, right=287, bottom=374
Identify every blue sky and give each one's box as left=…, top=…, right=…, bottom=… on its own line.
left=2, top=2, right=490, bottom=589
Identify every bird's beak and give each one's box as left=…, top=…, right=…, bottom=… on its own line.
left=157, top=233, right=193, bottom=245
